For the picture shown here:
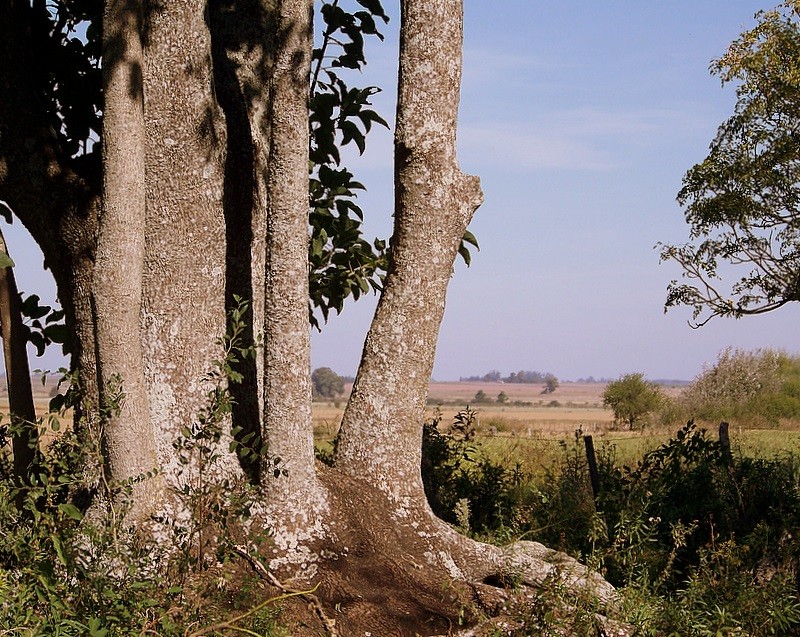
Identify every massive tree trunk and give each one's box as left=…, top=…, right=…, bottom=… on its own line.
left=140, top=0, right=234, bottom=481
left=0, top=0, right=625, bottom=632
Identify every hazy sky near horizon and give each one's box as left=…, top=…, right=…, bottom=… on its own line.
left=312, top=0, right=800, bottom=382
left=6, top=0, right=800, bottom=382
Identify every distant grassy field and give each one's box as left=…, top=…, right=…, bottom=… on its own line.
left=312, top=381, right=800, bottom=475
left=5, top=379, right=800, bottom=466
left=312, top=381, right=683, bottom=437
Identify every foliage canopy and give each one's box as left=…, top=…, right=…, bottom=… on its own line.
left=660, top=1, right=800, bottom=326
left=603, top=373, right=663, bottom=429
left=310, top=366, right=345, bottom=398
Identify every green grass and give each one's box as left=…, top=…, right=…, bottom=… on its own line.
left=471, top=427, right=800, bottom=481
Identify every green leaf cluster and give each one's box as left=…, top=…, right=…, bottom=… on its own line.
left=308, top=0, right=391, bottom=328
left=602, top=373, right=664, bottom=430
left=512, top=425, right=800, bottom=635
left=661, top=1, right=800, bottom=325
left=27, top=0, right=102, bottom=183
left=20, top=294, right=69, bottom=357
left=421, top=407, right=524, bottom=536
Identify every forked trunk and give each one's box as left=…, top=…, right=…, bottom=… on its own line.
left=1, top=0, right=626, bottom=630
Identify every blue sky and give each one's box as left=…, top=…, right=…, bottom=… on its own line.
left=7, top=0, right=800, bottom=382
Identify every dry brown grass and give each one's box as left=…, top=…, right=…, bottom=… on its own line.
left=428, top=381, right=609, bottom=405
left=311, top=381, right=637, bottom=439
left=0, top=379, right=693, bottom=447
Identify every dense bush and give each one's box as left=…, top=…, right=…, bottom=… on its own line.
left=673, top=348, right=800, bottom=426
left=421, top=415, right=800, bottom=634
left=0, top=308, right=285, bottom=636
left=421, top=407, right=524, bottom=536
left=508, top=422, right=800, bottom=635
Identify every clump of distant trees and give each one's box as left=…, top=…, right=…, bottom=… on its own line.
left=461, top=369, right=558, bottom=386
left=311, top=367, right=346, bottom=399
left=461, top=369, right=559, bottom=396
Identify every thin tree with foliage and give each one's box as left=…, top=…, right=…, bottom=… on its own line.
left=660, top=1, right=800, bottom=326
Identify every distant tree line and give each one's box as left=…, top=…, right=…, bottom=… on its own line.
left=311, top=367, right=346, bottom=399
left=460, top=369, right=557, bottom=385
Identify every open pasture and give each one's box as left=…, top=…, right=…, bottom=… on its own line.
left=6, top=379, right=799, bottom=464
left=312, top=381, right=800, bottom=477
left=313, top=381, right=680, bottom=438
left=428, top=380, right=609, bottom=404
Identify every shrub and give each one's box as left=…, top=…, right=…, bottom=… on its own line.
left=421, top=408, right=524, bottom=536
left=675, top=348, right=800, bottom=426
left=0, top=303, right=288, bottom=635
left=603, top=373, right=663, bottom=429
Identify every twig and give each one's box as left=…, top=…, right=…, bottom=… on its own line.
left=231, top=544, right=339, bottom=637
left=186, top=587, right=312, bottom=637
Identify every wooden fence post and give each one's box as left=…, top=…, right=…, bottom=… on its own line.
left=718, top=421, right=732, bottom=466
left=584, top=434, right=601, bottom=503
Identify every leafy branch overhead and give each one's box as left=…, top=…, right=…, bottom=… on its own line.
left=6, top=0, right=477, bottom=335
left=308, top=0, right=391, bottom=329
left=308, top=0, right=478, bottom=329
left=660, top=0, right=800, bottom=326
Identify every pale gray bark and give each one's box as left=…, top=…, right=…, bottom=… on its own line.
left=336, top=0, right=483, bottom=502
left=261, top=0, right=318, bottom=497
left=95, top=0, right=160, bottom=514
left=1, top=0, right=624, bottom=625
left=141, top=0, right=236, bottom=480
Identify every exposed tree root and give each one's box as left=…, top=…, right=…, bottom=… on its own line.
left=231, top=544, right=339, bottom=637
left=249, top=467, right=632, bottom=636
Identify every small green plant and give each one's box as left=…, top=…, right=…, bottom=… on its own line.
left=421, top=407, right=524, bottom=536
left=0, top=298, right=289, bottom=635
left=505, top=569, right=604, bottom=636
